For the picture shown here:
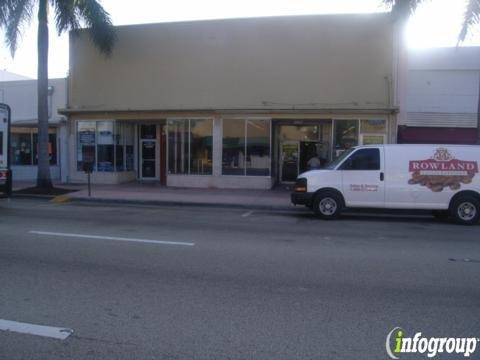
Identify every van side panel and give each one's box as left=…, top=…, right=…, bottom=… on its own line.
left=304, top=170, right=343, bottom=195
left=340, top=147, right=386, bottom=208
left=384, top=145, right=480, bottom=210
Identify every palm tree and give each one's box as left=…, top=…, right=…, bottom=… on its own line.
left=0, top=0, right=115, bottom=189
left=384, top=0, right=480, bottom=144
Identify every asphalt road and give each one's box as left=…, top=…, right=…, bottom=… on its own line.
left=0, top=198, right=479, bottom=360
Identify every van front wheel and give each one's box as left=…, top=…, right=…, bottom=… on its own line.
left=449, top=195, right=480, bottom=225
left=313, top=192, right=343, bottom=220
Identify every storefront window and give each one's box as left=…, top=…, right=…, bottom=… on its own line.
left=222, top=120, right=245, bottom=175
left=11, top=128, right=57, bottom=166
left=97, top=121, right=114, bottom=172
left=33, top=133, right=57, bottom=165
left=360, top=119, right=386, bottom=145
left=115, top=122, right=125, bottom=171
left=360, top=119, right=386, bottom=134
left=190, top=119, right=213, bottom=175
left=222, top=119, right=271, bottom=176
left=77, top=121, right=96, bottom=171
left=168, top=119, right=188, bottom=174
left=125, top=124, right=134, bottom=171
left=246, top=120, right=270, bottom=176
left=11, top=132, right=32, bottom=165
left=168, top=119, right=212, bottom=175
left=334, top=120, right=358, bottom=158
left=279, top=125, right=318, bottom=141
left=77, top=120, right=134, bottom=172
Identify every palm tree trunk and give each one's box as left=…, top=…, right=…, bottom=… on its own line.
left=36, top=0, right=52, bottom=189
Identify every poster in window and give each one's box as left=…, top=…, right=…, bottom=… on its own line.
left=362, top=135, right=385, bottom=145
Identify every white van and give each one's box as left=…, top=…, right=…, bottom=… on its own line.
left=291, top=145, right=480, bottom=225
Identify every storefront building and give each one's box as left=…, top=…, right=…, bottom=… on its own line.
left=0, top=78, right=68, bottom=181
left=401, top=46, right=480, bottom=144
left=63, top=14, right=400, bottom=188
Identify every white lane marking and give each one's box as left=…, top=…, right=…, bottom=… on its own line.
left=29, top=231, right=195, bottom=247
left=0, top=319, right=73, bottom=340
left=241, top=211, right=254, bottom=217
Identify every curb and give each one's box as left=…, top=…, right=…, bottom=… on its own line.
left=68, top=196, right=295, bottom=211
left=12, top=193, right=56, bottom=200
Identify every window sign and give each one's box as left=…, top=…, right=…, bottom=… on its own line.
left=361, top=135, right=385, bottom=145
left=79, top=130, right=95, bottom=145
left=77, top=120, right=135, bottom=173
left=77, top=121, right=96, bottom=171
left=360, top=119, right=386, bottom=134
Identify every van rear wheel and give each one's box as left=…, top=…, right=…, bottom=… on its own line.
left=313, top=192, right=343, bottom=220
left=449, top=195, right=480, bottom=225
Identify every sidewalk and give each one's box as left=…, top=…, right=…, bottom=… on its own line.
left=12, top=181, right=295, bottom=210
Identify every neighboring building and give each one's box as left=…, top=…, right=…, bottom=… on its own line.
left=0, top=70, right=32, bottom=82
left=0, top=78, right=68, bottom=181
left=62, top=14, right=400, bottom=188
left=401, top=47, right=480, bottom=144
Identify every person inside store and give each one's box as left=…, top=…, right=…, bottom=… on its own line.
left=307, top=150, right=322, bottom=170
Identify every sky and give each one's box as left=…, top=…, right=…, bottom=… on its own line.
left=0, top=0, right=479, bottom=79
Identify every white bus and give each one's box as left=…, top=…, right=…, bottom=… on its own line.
left=0, top=104, right=12, bottom=197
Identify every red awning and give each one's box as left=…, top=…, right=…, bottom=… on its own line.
left=398, top=126, right=478, bottom=145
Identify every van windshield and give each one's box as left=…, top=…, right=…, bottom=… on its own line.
left=324, top=148, right=355, bottom=170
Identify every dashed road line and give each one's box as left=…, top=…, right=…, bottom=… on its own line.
left=29, top=231, right=195, bottom=247
left=0, top=319, right=73, bottom=340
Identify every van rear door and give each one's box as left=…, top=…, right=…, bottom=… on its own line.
left=339, top=147, right=385, bottom=207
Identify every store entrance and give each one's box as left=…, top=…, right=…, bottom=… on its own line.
left=280, top=141, right=325, bottom=182
left=277, top=122, right=332, bottom=183
left=139, top=123, right=166, bottom=183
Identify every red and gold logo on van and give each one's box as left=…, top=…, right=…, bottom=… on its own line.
left=408, top=148, right=478, bottom=192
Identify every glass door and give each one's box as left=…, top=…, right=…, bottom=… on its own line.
left=280, top=141, right=299, bottom=182
left=140, top=125, right=158, bottom=180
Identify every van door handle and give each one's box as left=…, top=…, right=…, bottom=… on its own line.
left=380, top=172, right=384, bottom=181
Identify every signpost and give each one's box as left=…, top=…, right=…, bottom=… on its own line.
left=82, top=146, right=95, bottom=197
left=83, top=161, right=93, bottom=197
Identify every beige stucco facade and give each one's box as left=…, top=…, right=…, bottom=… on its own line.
left=63, top=13, right=399, bottom=188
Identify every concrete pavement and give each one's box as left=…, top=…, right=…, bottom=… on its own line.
left=13, top=181, right=293, bottom=210
left=0, top=198, right=479, bottom=359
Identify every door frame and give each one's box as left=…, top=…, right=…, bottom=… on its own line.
left=138, top=124, right=162, bottom=181
left=279, top=140, right=300, bottom=183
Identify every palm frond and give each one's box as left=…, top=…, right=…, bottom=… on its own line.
left=0, top=0, right=13, bottom=25
left=51, top=0, right=80, bottom=34
left=4, top=0, right=34, bottom=56
left=459, top=0, right=480, bottom=43
left=382, top=0, right=427, bottom=19
left=68, top=0, right=115, bottom=55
